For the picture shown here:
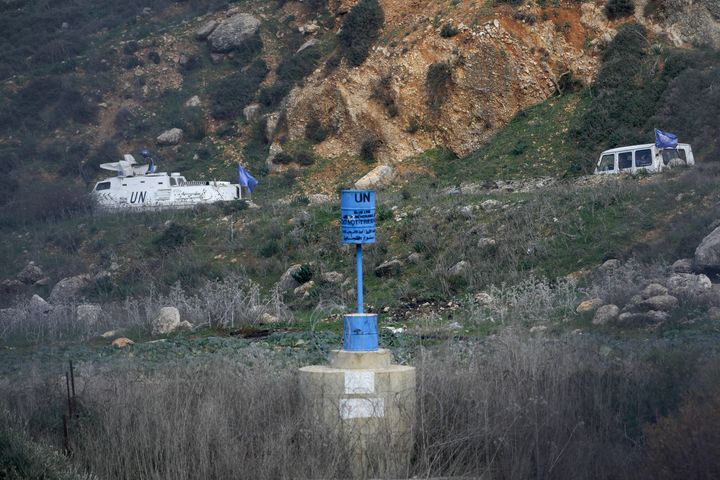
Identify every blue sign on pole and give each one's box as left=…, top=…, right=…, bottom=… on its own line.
left=340, top=190, right=378, bottom=351
left=341, top=190, right=376, bottom=244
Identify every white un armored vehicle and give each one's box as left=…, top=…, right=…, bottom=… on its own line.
left=594, top=143, right=694, bottom=175
left=91, top=153, right=244, bottom=209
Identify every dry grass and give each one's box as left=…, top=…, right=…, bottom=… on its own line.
left=3, top=329, right=719, bottom=479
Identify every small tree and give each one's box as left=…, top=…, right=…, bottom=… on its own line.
left=605, top=0, right=635, bottom=19
left=338, top=0, right=385, bottom=67
left=426, top=62, right=453, bottom=112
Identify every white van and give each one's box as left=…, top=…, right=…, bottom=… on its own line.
left=594, top=143, right=694, bottom=175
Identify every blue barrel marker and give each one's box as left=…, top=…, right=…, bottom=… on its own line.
left=341, top=190, right=377, bottom=351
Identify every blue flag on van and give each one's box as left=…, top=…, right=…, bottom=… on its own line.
left=238, top=165, right=258, bottom=193
left=655, top=129, right=678, bottom=149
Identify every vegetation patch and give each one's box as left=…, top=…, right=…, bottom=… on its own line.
left=338, top=0, right=385, bottom=67
left=426, top=62, right=453, bottom=112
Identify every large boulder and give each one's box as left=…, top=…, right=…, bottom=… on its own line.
left=76, top=304, right=102, bottom=326
left=29, top=294, right=52, bottom=316
left=637, top=295, right=679, bottom=312
left=641, top=283, right=669, bottom=299
left=152, top=307, right=181, bottom=335
left=375, top=259, right=403, bottom=277
left=667, top=273, right=712, bottom=298
left=576, top=298, right=603, bottom=314
left=355, top=165, right=395, bottom=190
left=672, top=258, right=694, bottom=274
left=320, top=271, right=345, bottom=284
left=617, top=310, right=670, bottom=326
left=207, top=13, right=261, bottom=53
left=17, top=262, right=44, bottom=284
left=156, top=128, right=184, bottom=146
left=278, top=264, right=303, bottom=291
left=448, top=260, right=470, bottom=278
left=243, top=103, right=261, bottom=122
left=695, top=225, right=720, bottom=271
left=592, top=304, right=619, bottom=325
left=195, top=20, right=218, bottom=40
left=49, top=275, right=91, bottom=304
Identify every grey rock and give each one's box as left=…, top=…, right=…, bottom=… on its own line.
left=259, top=312, right=280, bottom=325
left=617, top=310, right=670, bottom=325
left=17, top=262, right=44, bottom=284
left=308, top=194, right=331, bottom=205
left=707, top=306, right=720, bottom=322
left=49, top=275, right=90, bottom=304
left=101, top=329, right=123, bottom=339
left=321, top=271, right=345, bottom=284
left=638, top=295, right=679, bottom=312
left=243, top=103, right=261, bottom=122
left=297, top=38, right=320, bottom=53
left=576, top=298, right=604, bottom=314
left=152, top=307, right=181, bottom=335
left=477, top=237, right=497, bottom=250
left=195, top=20, right=218, bottom=40
left=599, top=259, right=621, bottom=271
left=76, top=304, right=102, bottom=326
left=279, top=264, right=303, bottom=291
left=185, top=95, right=201, bottom=107
left=474, top=292, right=494, bottom=305
left=355, top=165, right=395, bottom=190
left=210, top=53, right=225, bottom=64
left=672, top=258, right=694, bottom=274
left=641, top=283, right=669, bottom=299
left=265, top=112, right=280, bottom=139
left=156, top=128, right=184, bottom=146
left=448, top=260, right=470, bottom=278
left=667, top=273, right=712, bottom=297
left=592, top=304, right=619, bottom=325
left=480, top=199, right=500, bottom=211
left=207, top=14, right=261, bottom=53
left=177, top=320, right=193, bottom=331
left=294, top=280, right=315, bottom=297
left=29, top=294, right=52, bottom=315
left=375, top=259, right=403, bottom=277
left=695, top=226, right=720, bottom=271
left=407, top=252, right=422, bottom=264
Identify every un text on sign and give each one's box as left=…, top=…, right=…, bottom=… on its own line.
left=340, top=190, right=376, bottom=244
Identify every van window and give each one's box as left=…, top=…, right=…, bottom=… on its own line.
left=170, top=177, right=176, bottom=186
left=661, top=149, right=679, bottom=165
left=618, top=152, right=632, bottom=170
left=678, top=149, right=687, bottom=161
left=635, top=149, right=652, bottom=167
left=95, top=182, right=111, bottom=191
left=599, top=154, right=615, bottom=172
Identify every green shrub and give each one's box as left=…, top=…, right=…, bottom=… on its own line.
left=605, top=0, right=635, bottom=19
left=277, top=47, right=322, bottom=84
left=294, top=150, right=315, bottom=166
left=371, top=74, right=398, bottom=118
left=305, top=118, right=328, bottom=143
left=180, top=107, right=207, bottom=142
left=291, top=264, right=314, bottom=284
left=338, top=0, right=385, bottom=67
left=426, top=62, right=452, bottom=112
left=440, top=23, right=459, bottom=38
left=258, top=81, right=292, bottom=108
left=273, top=152, right=294, bottom=165
left=360, top=135, right=381, bottom=163
left=152, top=223, right=197, bottom=253
left=210, top=59, right=268, bottom=119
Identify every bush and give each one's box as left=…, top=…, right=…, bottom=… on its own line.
left=180, top=107, right=207, bottom=142
left=210, top=59, right=268, bottom=120
left=291, top=264, right=313, bottom=284
left=605, top=0, right=635, bottom=19
left=258, top=81, right=292, bottom=108
left=371, top=74, right=398, bottom=118
left=439, top=23, right=459, bottom=38
left=152, top=223, right=197, bottom=253
left=360, top=135, right=381, bottom=163
left=305, top=118, right=328, bottom=143
left=277, top=47, right=322, bottom=84
left=426, top=62, right=452, bottom=112
left=294, top=150, right=315, bottom=166
left=338, top=0, right=385, bottom=67
left=273, top=152, right=294, bottom=165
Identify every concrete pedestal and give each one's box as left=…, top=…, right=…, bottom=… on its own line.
left=299, top=349, right=416, bottom=478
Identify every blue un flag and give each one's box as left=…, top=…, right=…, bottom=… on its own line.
left=655, top=129, right=678, bottom=149
left=238, top=165, right=258, bottom=193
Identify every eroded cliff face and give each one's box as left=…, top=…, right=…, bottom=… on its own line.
left=282, top=0, right=611, bottom=166
left=278, top=0, right=719, bottom=172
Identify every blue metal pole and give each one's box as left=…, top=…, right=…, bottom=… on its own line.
left=356, top=244, right=363, bottom=314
